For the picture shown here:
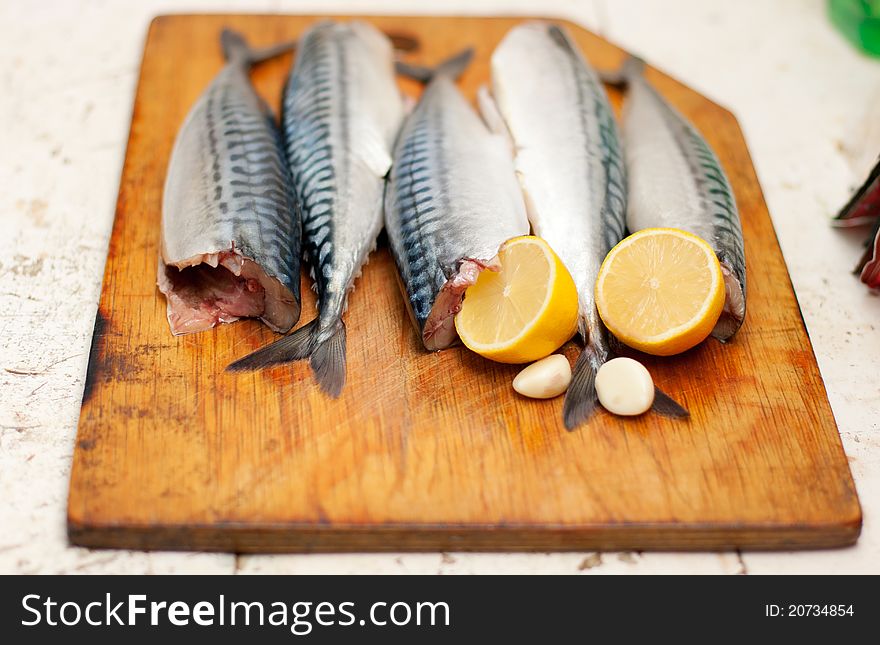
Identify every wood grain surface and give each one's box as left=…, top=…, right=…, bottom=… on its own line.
left=67, top=14, right=861, bottom=552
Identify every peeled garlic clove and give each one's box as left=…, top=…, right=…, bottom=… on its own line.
left=512, top=354, right=572, bottom=399
left=595, top=357, right=654, bottom=416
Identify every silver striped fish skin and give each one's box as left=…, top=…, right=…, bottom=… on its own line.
left=228, top=21, right=404, bottom=396
left=385, top=53, right=530, bottom=351
left=486, top=22, right=627, bottom=428
left=613, top=58, right=746, bottom=341
left=159, top=30, right=300, bottom=336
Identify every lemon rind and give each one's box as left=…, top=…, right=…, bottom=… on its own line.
left=595, top=227, right=725, bottom=347
left=457, top=236, right=560, bottom=353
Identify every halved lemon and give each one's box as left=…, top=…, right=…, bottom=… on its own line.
left=455, top=236, right=579, bottom=364
left=595, top=227, right=725, bottom=356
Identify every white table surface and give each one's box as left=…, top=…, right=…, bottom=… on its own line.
left=2, top=0, right=879, bottom=574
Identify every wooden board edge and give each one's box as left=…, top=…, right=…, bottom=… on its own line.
left=68, top=518, right=862, bottom=553
left=703, top=111, right=864, bottom=532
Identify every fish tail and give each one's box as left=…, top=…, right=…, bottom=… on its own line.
left=220, top=29, right=252, bottom=61
left=220, top=28, right=296, bottom=66
left=599, top=55, right=646, bottom=88
left=563, top=343, right=691, bottom=428
left=546, top=23, right=578, bottom=51
left=226, top=320, right=316, bottom=372
left=652, top=386, right=690, bottom=419
left=309, top=322, right=347, bottom=398
left=227, top=318, right=347, bottom=397
left=432, top=47, right=475, bottom=80
left=562, top=346, right=602, bottom=430
left=395, top=48, right=475, bottom=83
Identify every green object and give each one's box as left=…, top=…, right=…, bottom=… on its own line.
left=829, top=0, right=880, bottom=56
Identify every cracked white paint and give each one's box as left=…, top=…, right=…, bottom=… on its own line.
left=1, top=0, right=879, bottom=574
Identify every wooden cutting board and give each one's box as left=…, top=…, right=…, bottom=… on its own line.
left=67, top=14, right=861, bottom=552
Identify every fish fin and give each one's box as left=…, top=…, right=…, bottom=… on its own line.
left=477, top=85, right=516, bottom=151
left=562, top=346, right=602, bottom=431
left=220, top=29, right=251, bottom=62
left=599, top=55, right=646, bottom=88
left=395, top=48, right=474, bottom=83
left=247, top=39, right=297, bottom=64
left=546, top=24, right=584, bottom=57
left=432, top=47, right=475, bottom=80
left=226, top=320, right=316, bottom=371
left=710, top=264, right=746, bottom=341
left=710, top=313, right=742, bottom=343
left=651, top=386, right=690, bottom=419
left=220, top=28, right=295, bottom=65
left=359, top=133, right=394, bottom=177
left=310, top=322, right=347, bottom=398
left=394, top=61, right=434, bottom=83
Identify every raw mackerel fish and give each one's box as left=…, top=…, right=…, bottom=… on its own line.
left=228, top=21, right=405, bottom=396
left=385, top=50, right=530, bottom=350
left=483, top=22, right=631, bottom=429
left=607, top=57, right=747, bottom=341
left=159, top=30, right=300, bottom=336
